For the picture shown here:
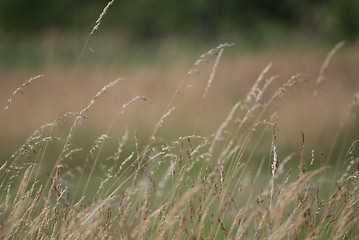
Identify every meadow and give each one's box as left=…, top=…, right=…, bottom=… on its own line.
left=0, top=39, right=359, bottom=239
left=1, top=5, right=359, bottom=239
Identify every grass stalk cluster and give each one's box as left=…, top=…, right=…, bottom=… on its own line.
left=0, top=42, right=358, bottom=239
left=0, top=2, right=358, bottom=239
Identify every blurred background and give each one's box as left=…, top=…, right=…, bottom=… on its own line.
left=1, top=0, right=359, bottom=68
left=0, top=0, right=359, bottom=166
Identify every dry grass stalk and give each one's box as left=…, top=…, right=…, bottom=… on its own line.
left=270, top=126, right=278, bottom=206
left=120, top=96, right=152, bottom=114
left=210, top=100, right=241, bottom=154
left=300, top=131, right=305, bottom=174
left=90, top=0, right=115, bottom=35
left=202, top=48, right=224, bottom=99
left=2, top=74, right=44, bottom=112
left=316, top=41, right=345, bottom=85
left=246, top=63, right=272, bottom=103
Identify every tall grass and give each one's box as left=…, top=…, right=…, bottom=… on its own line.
left=0, top=40, right=358, bottom=239
left=1, top=3, right=359, bottom=239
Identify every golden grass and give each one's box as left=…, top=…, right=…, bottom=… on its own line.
left=0, top=40, right=359, bottom=239
left=1, top=1, right=359, bottom=238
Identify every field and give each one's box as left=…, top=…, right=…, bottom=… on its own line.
left=1, top=29, right=359, bottom=239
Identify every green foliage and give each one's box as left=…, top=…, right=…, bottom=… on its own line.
left=1, top=0, right=359, bottom=42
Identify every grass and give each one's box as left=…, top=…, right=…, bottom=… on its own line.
left=1, top=3, right=359, bottom=239
left=0, top=40, right=359, bottom=239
